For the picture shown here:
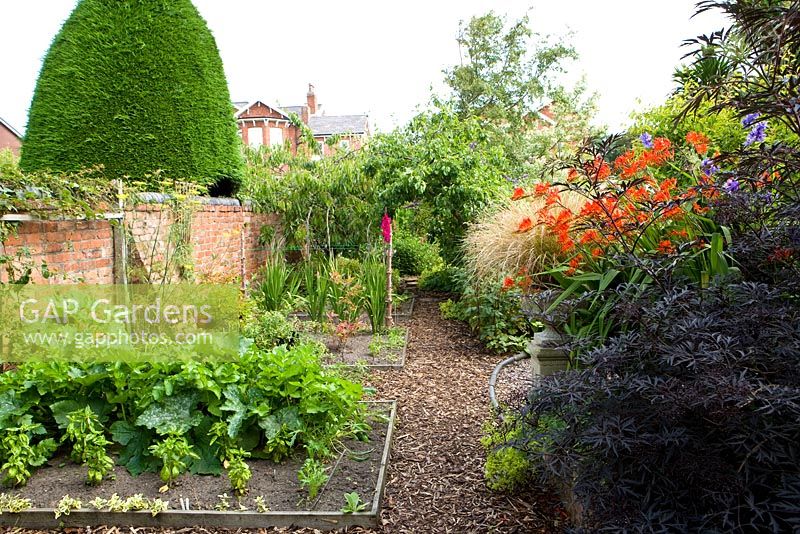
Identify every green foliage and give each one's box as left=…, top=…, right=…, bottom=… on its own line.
left=253, top=257, right=301, bottom=312
left=340, top=491, right=368, bottom=513
left=64, top=407, right=114, bottom=485
left=0, top=493, right=32, bottom=513
left=360, top=255, right=388, bottom=333
left=445, top=11, right=576, bottom=126
left=447, top=280, right=537, bottom=354
left=0, top=342, right=366, bottom=485
left=366, top=105, right=511, bottom=264
left=149, top=431, right=199, bottom=485
left=21, top=0, right=242, bottom=190
left=210, top=422, right=251, bottom=495
left=300, top=259, right=330, bottom=322
left=368, top=326, right=406, bottom=359
left=391, top=229, right=443, bottom=276
left=484, top=447, right=529, bottom=493
left=243, top=310, right=298, bottom=350
left=0, top=420, right=56, bottom=487
left=298, top=458, right=328, bottom=500
left=418, top=265, right=466, bottom=293
left=54, top=495, right=82, bottom=519
left=328, top=260, right=364, bottom=323
left=241, top=147, right=380, bottom=253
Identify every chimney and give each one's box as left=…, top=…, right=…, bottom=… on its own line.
left=306, top=84, right=317, bottom=115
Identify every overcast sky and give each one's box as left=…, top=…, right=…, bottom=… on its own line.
left=0, top=1, right=728, bottom=135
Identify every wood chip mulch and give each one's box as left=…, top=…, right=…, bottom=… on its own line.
left=5, top=295, right=564, bottom=534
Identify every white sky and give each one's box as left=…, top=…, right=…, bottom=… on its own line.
left=0, top=1, right=728, bottom=135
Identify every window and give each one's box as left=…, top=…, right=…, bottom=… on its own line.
left=269, top=127, right=283, bottom=147
left=247, top=127, right=263, bottom=148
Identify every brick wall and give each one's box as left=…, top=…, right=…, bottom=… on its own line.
left=0, top=200, right=278, bottom=285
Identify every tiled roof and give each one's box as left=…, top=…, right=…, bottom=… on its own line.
left=283, top=106, right=305, bottom=117
left=309, top=115, right=368, bottom=136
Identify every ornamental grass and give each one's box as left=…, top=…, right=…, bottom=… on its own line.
left=464, top=192, right=584, bottom=282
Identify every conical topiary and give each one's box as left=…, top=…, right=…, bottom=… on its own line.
left=21, top=0, right=243, bottom=193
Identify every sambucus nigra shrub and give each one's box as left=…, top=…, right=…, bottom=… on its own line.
left=21, top=0, right=243, bottom=192
left=516, top=279, right=800, bottom=531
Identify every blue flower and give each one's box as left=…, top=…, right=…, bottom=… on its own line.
left=742, top=112, right=761, bottom=127
left=639, top=132, right=653, bottom=149
left=744, top=121, right=767, bottom=146
left=701, top=158, right=719, bottom=177
left=723, top=178, right=740, bottom=193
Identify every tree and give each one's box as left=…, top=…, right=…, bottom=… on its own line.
left=21, top=0, right=243, bottom=192
left=444, top=11, right=576, bottom=126
left=365, top=103, right=511, bottom=264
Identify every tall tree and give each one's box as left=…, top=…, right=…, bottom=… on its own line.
left=21, top=0, right=243, bottom=193
left=444, top=11, right=577, bottom=126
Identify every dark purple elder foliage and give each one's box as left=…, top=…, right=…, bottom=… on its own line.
left=519, top=282, right=800, bottom=531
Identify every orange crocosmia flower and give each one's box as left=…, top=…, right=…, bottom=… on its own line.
left=517, top=274, right=533, bottom=291
left=657, top=240, right=675, bottom=254
left=579, top=229, right=600, bottom=245
left=567, top=168, right=580, bottom=182
left=586, top=156, right=612, bottom=180
left=516, top=217, right=534, bottom=233
left=559, top=235, right=575, bottom=253
left=693, top=202, right=710, bottom=214
left=670, top=228, right=689, bottom=238
left=591, top=247, right=603, bottom=258
left=643, top=138, right=674, bottom=166
left=686, top=131, right=710, bottom=155
left=545, top=189, right=562, bottom=207
left=534, top=183, right=551, bottom=196
left=565, top=256, right=581, bottom=275
left=502, top=276, right=515, bottom=290
left=511, top=187, right=526, bottom=201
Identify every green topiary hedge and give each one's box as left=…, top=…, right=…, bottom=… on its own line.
left=21, top=0, right=243, bottom=192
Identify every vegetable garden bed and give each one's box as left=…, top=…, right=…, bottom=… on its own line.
left=314, top=327, right=409, bottom=370
left=0, top=401, right=396, bottom=531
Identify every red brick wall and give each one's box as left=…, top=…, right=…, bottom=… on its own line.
left=0, top=219, right=113, bottom=284
left=0, top=124, right=22, bottom=156
left=0, top=201, right=278, bottom=285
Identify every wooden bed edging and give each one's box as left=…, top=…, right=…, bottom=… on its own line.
left=0, top=401, right=397, bottom=531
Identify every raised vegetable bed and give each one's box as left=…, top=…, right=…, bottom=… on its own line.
left=0, top=402, right=396, bottom=531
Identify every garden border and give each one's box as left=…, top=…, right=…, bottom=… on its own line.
left=0, top=401, right=397, bottom=531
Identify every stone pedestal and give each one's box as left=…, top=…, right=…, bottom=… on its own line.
left=526, top=326, right=569, bottom=376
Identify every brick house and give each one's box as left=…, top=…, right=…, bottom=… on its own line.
left=234, top=101, right=301, bottom=152
left=0, top=116, right=22, bottom=155
left=234, top=84, right=369, bottom=156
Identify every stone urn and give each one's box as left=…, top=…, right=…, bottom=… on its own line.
left=526, top=325, right=569, bottom=377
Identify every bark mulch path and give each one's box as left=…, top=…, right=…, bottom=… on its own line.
left=5, top=294, right=563, bottom=534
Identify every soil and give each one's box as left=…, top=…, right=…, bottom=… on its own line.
left=13, top=407, right=390, bottom=513
left=6, top=293, right=564, bottom=534
left=314, top=328, right=407, bottom=367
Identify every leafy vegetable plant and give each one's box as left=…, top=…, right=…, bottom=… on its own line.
left=63, top=406, right=114, bottom=485
left=340, top=491, right=368, bottom=513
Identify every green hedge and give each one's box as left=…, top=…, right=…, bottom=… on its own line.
left=21, top=0, right=243, bottom=191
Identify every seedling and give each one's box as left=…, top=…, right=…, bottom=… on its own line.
left=298, top=458, right=328, bottom=500
left=340, top=491, right=368, bottom=513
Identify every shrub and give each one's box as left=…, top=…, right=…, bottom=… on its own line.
left=243, top=311, right=299, bottom=350
left=21, top=0, right=242, bottom=191
left=392, top=230, right=442, bottom=276
left=518, top=281, right=800, bottom=531
left=418, top=265, right=465, bottom=293
left=447, top=279, right=537, bottom=353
